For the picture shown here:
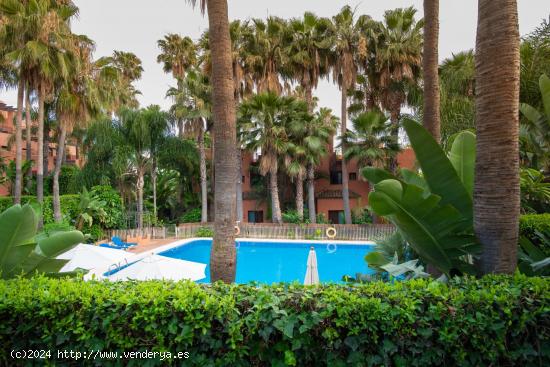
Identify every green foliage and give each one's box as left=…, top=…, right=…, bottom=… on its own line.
left=0, top=205, right=84, bottom=279
left=58, top=165, right=81, bottom=195
left=180, top=208, right=202, bottom=223
left=518, top=232, right=550, bottom=276
left=351, top=208, right=372, bottom=224
left=315, top=213, right=329, bottom=224
left=520, top=213, right=550, bottom=256
left=365, top=232, right=414, bottom=273
left=0, top=275, right=548, bottom=366
left=520, top=168, right=550, bottom=214
left=195, top=226, right=214, bottom=238
left=0, top=195, right=79, bottom=226
left=363, top=122, right=480, bottom=276
left=282, top=209, right=311, bottom=224
left=89, top=185, right=125, bottom=229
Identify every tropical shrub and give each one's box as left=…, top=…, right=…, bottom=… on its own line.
left=0, top=275, right=548, bottom=366
left=89, top=185, right=125, bottom=229
left=59, top=165, right=81, bottom=195
left=520, top=168, right=550, bottom=213
left=0, top=205, right=84, bottom=279
left=363, top=120, right=480, bottom=276
left=520, top=213, right=550, bottom=255
left=351, top=208, right=373, bottom=224
left=180, top=208, right=202, bottom=223
left=282, top=209, right=310, bottom=224
left=195, top=226, right=214, bottom=238
left=365, top=232, right=415, bottom=274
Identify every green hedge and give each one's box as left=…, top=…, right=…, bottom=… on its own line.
left=0, top=195, right=79, bottom=225
left=520, top=213, right=550, bottom=255
left=0, top=275, right=548, bottom=366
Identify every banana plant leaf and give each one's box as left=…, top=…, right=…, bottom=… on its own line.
left=403, top=119, right=473, bottom=227
left=368, top=179, right=480, bottom=275
left=361, top=167, right=396, bottom=185
left=0, top=205, right=38, bottom=279
left=448, top=131, right=476, bottom=196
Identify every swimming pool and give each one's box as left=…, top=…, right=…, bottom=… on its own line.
left=158, top=239, right=375, bottom=284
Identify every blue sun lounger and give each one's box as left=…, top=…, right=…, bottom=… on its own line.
left=99, top=236, right=137, bottom=250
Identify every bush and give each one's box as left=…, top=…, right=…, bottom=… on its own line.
left=195, top=226, right=214, bottom=237
left=0, top=275, right=548, bottom=366
left=0, top=195, right=79, bottom=225
left=520, top=213, right=550, bottom=255
left=180, top=208, right=202, bottom=223
left=59, top=165, right=81, bottom=195
left=352, top=208, right=373, bottom=224
left=89, top=185, right=125, bottom=229
left=282, top=209, right=308, bottom=224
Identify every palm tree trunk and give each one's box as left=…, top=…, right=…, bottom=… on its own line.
left=296, top=170, right=304, bottom=221
left=199, top=126, right=208, bottom=223
left=388, top=106, right=400, bottom=173
left=14, top=79, right=24, bottom=204
left=137, top=168, right=144, bottom=230
left=474, top=0, right=520, bottom=274
left=236, top=147, right=243, bottom=222
left=25, top=88, right=32, bottom=192
left=53, top=126, right=67, bottom=222
left=307, top=164, right=316, bottom=223
left=43, top=129, right=49, bottom=178
left=37, top=83, right=46, bottom=227
left=152, top=159, right=158, bottom=223
left=341, top=89, right=352, bottom=224
left=206, top=0, right=237, bottom=283
left=270, top=165, right=282, bottom=224
left=423, top=0, right=441, bottom=143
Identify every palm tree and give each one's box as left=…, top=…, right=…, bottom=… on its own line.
left=286, top=107, right=338, bottom=222
left=376, top=7, right=423, bottom=169
left=422, top=0, right=440, bottom=143
left=142, top=105, right=170, bottom=223
left=118, top=108, right=150, bottom=230
left=167, top=68, right=211, bottom=223
left=331, top=5, right=363, bottom=224
left=52, top=34, right=99, bottom=222
left=239, top=93, right=297, bottom=223
left=32, top=1, right=77, bottom=225
left=246, top=16, right=289, bottom=94
left=187, top=0, right=238, bottom=283
left=287, top=12, right=332, bottom=112
left=474, top=0, right=520, bottom=274
left=157, top=33, right=197, bottom=137
left=344, top=110, right=398, bottom=171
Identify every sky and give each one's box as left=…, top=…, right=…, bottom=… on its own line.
left=1, top=0, right=549, bottom=118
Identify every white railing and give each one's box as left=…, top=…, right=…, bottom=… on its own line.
left=106, top=223, right=395, bottom=242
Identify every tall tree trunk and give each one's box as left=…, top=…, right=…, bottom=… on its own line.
left=137, top=168, right=144, bottom=230
left=53, top=126, right=67, bottom=222
left=152, top=158, right=157, bottom=223
left=269, top=164, right=282, bottom=224
left=307, top=164, right=316, bottom=223
left=340, top=89, right=352, bottom=224
left=423, top=0, right=441, bottom=143
left=199, top=126, right=208, bottom=223
left=388, top=105, right=401, bottom=173
left=14, top=79, right=24, bottom=204
left=207, top=0, right=237, bottom=283
left=295, top=170, right=304, bottom=221
left=474, top=0, right=520, bottom=274
left=37, top=83, right=46, bottom=228
left=43, top=129, right=49, bottom=178
left=236, top=147, right=243, bottom=222
left=25, top=88, right=32, bottom=192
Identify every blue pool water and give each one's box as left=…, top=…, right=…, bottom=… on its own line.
left=159, top=239, right=375, bottom=284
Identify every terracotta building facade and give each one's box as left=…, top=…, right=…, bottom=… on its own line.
left=0, top=100, right=80, bottom=196
left=240, top=141, right=416, bottom=224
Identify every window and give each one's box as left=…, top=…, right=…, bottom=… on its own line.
left=242, top=175, right=245, bottom=183
left=349, top=172, right=357, bottom=181
left=328, top=210, right=345, bottom=224
left=248, top=211, right=264, bottom=223
left=330, top=171, right=343, bottom=185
